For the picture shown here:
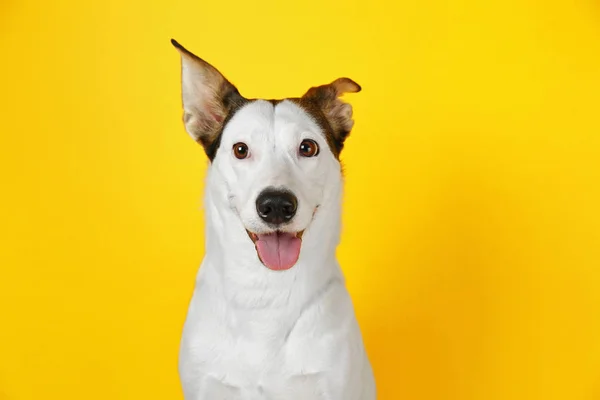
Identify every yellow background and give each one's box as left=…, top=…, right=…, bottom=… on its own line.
left=1, top=0, right=600, bottom=399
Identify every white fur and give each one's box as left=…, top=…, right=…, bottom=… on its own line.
left=179, top=100, right=376, bottom=399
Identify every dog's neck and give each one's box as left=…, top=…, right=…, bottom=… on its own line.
left=198, top=166, right=344, bottom=318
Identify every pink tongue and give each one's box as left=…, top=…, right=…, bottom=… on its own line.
left=256, top=232, right=302, bottom=271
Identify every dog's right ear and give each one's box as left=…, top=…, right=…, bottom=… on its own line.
left=171, top=39, right=246, bottom=160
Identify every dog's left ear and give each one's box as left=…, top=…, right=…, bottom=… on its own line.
left=301, top=78, right=361, bottom=154
left=171, top=39, right=246, bottom=160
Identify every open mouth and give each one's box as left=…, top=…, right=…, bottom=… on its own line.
left=246, top=230, right=305, bottom=271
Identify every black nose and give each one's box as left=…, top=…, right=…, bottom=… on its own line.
left=256, top=189, right=298, bottom=225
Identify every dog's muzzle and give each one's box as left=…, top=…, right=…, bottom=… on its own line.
left=246, top=188, right=303, bottom=271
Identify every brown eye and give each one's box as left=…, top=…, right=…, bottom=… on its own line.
left=233, top=142, right=249, bottom=159
left=299, top=139, right=319, bottom=157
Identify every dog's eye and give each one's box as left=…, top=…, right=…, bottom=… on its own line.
left=233, top=142, right=249, bottom=159
left=299, top=139, right=319, bottom=157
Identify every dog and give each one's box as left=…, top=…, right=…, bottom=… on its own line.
left=171, top=39, right=376, bottom=400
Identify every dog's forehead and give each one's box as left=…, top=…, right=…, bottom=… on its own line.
left=224, top=100, right=323, bottom=140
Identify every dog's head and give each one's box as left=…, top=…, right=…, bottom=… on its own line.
left=172, top=39, right=360, bottom=271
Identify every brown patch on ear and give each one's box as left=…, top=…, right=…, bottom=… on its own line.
left=171, top=39, right=248, bottom=160
left=293, top=78, right=361, bottom=157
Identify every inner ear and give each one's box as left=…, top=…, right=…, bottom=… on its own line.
left=172, top=39, right=248, bottom=160
left=300, top=78, right=361, bottom=155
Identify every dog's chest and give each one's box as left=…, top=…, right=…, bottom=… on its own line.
left=179, top=280, right=359, bottom=398
left=182, top=322, right=347, bottom=399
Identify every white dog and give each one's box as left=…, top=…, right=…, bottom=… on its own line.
left=172, top=39, right=376, bottom=400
